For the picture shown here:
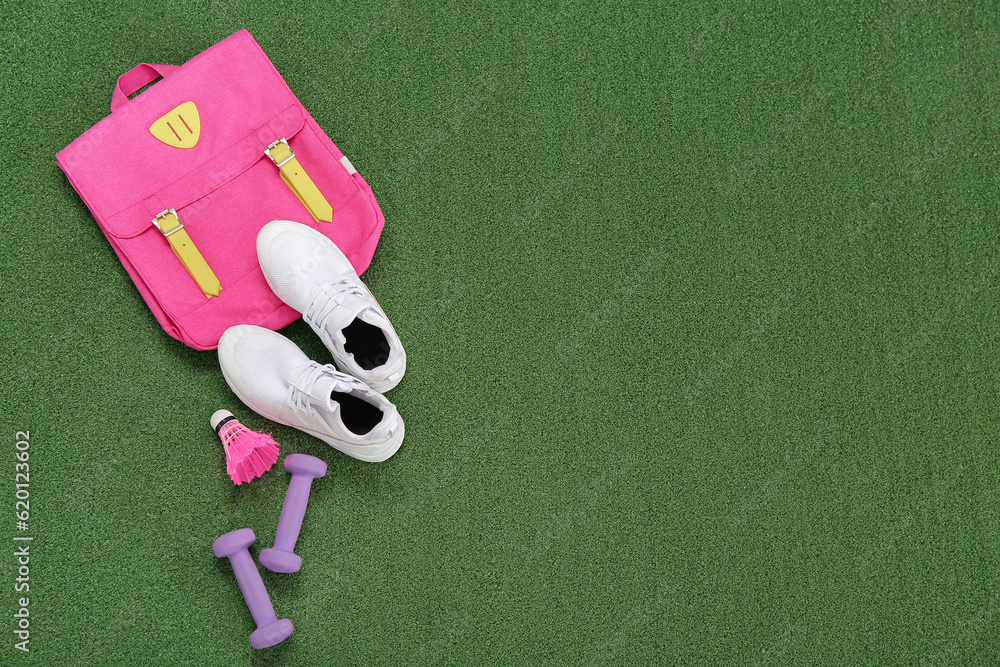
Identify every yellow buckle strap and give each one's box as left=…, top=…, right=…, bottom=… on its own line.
left=265, top=138, right=333, bottom=223
left=152, top=209, right=221, bottom=298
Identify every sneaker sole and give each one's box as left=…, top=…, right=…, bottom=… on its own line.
left=293, top=415, right=405, bottom=463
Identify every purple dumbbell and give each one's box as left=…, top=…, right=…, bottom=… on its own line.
left=212, top=528, right=293, bottom=649
left=258, top=454, right=327, bottom=573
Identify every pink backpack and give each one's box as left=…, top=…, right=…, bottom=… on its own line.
left=57, top=30, right=385, bottom=350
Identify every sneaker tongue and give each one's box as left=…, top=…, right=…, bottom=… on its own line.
left=331, top=306, right=383, bottom=345
left=313, top=374, right=358, bottom=404
left=288, top=365, right=356, bottom=405
left=324, top=296, right=372, bottom=338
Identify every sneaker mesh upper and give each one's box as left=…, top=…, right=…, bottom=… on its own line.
left=233, top=328, right=305, bottom=414
left=266, top=231, right=346, bottom=311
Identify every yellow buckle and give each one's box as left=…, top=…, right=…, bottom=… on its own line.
left=151, top=209, right=221, bottom=298
left=265, top=138, right=333, bottom=223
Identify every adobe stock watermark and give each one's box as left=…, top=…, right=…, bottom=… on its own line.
left=11, top=430, right=33, bottom=653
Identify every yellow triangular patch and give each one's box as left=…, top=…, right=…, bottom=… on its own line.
left=150, top=101, right=200, bottom=149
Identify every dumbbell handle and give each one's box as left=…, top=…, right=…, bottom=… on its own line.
left=228, top=549, right=278, bottom=627
left=273, top=474, right=315, bottom=552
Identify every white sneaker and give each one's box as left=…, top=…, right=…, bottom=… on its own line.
left=256, top=220, right=406, bottom=392
left=218, top=325, right=404, bottom=463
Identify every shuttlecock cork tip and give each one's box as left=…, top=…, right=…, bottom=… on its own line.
left=211, top=409, right=236, bottom=433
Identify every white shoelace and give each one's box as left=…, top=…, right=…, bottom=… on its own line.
left=287, top=362, right=363, bottom=420
left=302, top=278, right=369, bottom=346
left=288, top=363, right=326, bottom=419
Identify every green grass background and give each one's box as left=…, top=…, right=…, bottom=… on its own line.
left=2, top=1, right=1000, bottom=664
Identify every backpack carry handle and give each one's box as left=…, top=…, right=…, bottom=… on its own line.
left=110, top=63, right=181, bottom=112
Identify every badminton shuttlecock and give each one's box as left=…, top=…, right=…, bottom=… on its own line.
left=210, top=410, right=281, bottom=485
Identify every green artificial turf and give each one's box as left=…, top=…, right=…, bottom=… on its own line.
left=3, top=1, right=1000, bottom=664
